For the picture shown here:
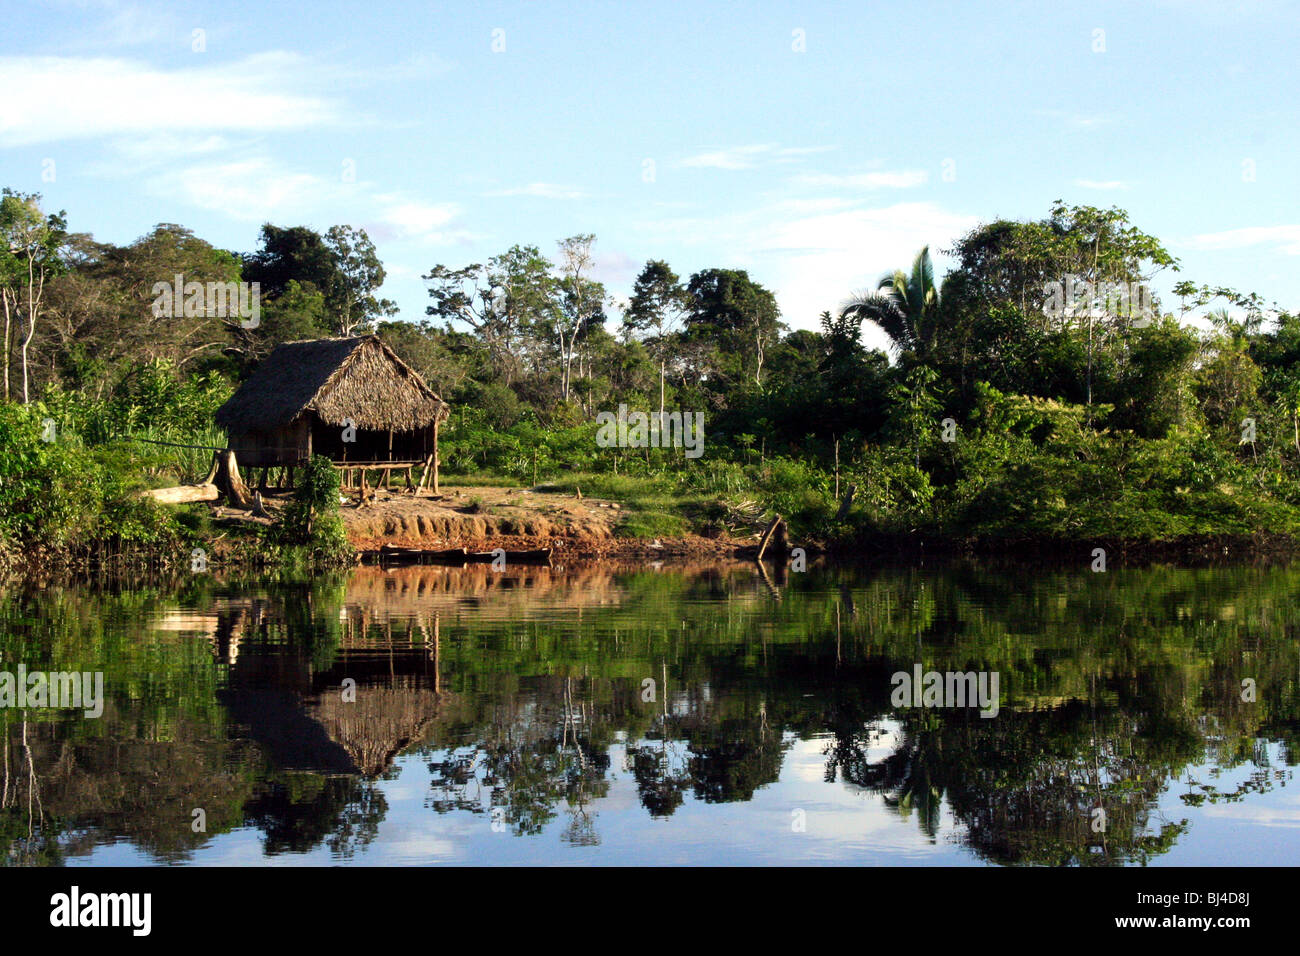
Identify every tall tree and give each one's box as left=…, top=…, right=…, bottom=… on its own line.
left=685, top=268, right=781, bottom=387
left=554, top=235, right=605, bottom=403
left=943, top=202, right=1178, bottom=406
left=625, top=259, right=689, bottom=421
left=0, top=190, right=68, bottom=403
left=424, top=245, right=556, bottom=387
left=323, top=225, right=396, bottom=336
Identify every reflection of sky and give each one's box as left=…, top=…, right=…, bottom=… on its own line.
left=64, top=736, right=1299, bottom=867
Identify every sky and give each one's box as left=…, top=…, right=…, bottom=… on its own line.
left=1, top=0, right=1297, bottom=352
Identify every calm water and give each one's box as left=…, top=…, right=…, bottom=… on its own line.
left=1, top=559, right=1297, bottom=866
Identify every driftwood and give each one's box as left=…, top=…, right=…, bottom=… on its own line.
left=139, top=483, right=219, bottom=504
left=755, top=514, right=785, bottom=563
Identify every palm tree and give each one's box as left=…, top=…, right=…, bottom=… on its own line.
left=840, top=246, right=941, bottom=359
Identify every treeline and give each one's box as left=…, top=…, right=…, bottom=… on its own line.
left=2, top=187, right=1300, bottom=567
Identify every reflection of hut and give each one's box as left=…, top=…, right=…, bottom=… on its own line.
left=220, top=625, right=445, bottom=778
left=214, top=335, right=450, bottom=488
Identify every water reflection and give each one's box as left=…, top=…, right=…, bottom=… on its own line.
left=1, top=560, right=1296, bottom=865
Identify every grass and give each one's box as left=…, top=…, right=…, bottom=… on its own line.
left=439, top=473, right=522, bottom=488
left=615, top=510, right=688, bottom=539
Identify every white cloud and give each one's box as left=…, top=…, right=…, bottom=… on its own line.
left=676, top=144, right=831, bottom=171
left=758, top=202, right=979, bottom=340
left=164, top=157, right=329, bottom=219
left=138, top=157, right=473, bottom=247
left=0, top=52, right=335, bottom=146
left=793, top=169, right=929, bottom=189
left=1187, top=224, right=1300, bottom=255
left=374, top=198, right=468, bottom=243
left=677, top=144, right=775, bottom=170
left=485, top=182, right=589, bottom=200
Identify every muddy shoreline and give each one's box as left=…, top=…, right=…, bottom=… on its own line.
left=6, top=478, right=1300, bottom=581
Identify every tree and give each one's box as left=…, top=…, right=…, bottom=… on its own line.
left=625, top=259, right=689, bottom=422
left=0, top=190, right=68, bottom=403
left=323, top=225, right=395, bottom=336
left=943, top=202, right=1178, bottom=407
left=243, top=225, right=336, bottom=298
left=840, top=246, right=941, bottom=363
left=685, top=268, right=781, bottom=387
left=554, top=235, right=605, bottom=403
left=425, top=245, right=556, bottom=387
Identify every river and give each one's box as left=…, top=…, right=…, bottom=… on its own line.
left=1, top=558, right=1296, bottom=865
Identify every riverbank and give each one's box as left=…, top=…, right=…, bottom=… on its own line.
left=6, top=473, right=1300, bottom=581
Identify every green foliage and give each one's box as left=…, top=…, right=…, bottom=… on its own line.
left=0, top=403, right=185, bottom=569
left=272, top=455, right=352, bottom=565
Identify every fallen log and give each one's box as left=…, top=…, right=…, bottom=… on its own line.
left=138, top=483, right=220, bottom=504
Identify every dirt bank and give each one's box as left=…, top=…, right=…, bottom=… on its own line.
left=337, top=485, right=747, bottom=559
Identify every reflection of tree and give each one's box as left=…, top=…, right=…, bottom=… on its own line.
left=242, top=774, right=386, bottom=858
left=821, top=696, right=1196, bottom=865
left=824, top=717, right=943, bottom=840
left=686, top=712, right=787, bottom=805
left=625, top=736, right=689, bottom=818
left=426, top=678, right=611, bottom=839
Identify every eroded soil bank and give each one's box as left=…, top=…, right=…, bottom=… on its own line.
left=330, top=485, right=748, bottom=559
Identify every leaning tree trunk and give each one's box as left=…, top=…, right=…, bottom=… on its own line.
left=206, top=450, right=253, bottom=509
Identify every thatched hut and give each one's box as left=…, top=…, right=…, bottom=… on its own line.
left=215, top=335, right=449, bottom=489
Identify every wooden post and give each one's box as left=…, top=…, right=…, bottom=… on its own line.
left=834, top=436, right=840, bottom=500
left=432, top=421, right=440, bottom=494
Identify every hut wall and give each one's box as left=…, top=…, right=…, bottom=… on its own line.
left=310, top=415, right=430, bottom=464
left=227, top=418, right=310, bottom=468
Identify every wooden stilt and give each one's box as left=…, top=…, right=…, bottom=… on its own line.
left=432, top=422, right=440, bottom=494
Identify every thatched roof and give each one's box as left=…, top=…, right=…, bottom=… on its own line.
left=215, top=335, right=449, bottom=433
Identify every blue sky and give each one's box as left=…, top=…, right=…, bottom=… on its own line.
left=2, top=0, right=1297, bottom=351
